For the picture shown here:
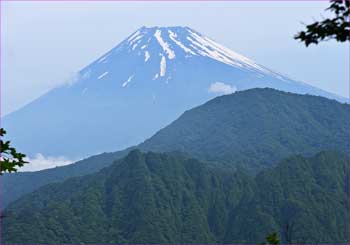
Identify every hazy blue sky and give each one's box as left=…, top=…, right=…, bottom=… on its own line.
left=2, top=1, right=349, bottom=115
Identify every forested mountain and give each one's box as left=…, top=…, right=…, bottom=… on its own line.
left=2, top=150, right=349, bottom=244
left=225, top=150, right=350, bottom=243
left=1, top=150, right=131, bottom=208
left=3, top=88, right=350, bottom=208
left=139, top=88, right=350, bottom=171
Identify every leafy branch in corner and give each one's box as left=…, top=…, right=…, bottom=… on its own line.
left=295, top=0, right=350, bottom=46
left=0, top=128, right=27, bottom=174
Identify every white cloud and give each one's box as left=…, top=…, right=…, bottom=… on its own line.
left=208, top=82, right=236, bottom=94
left=64, top=72, right=82, bottom=86
left=20, top=153, right=77, bottom=172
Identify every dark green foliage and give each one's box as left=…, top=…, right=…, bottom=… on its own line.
left=265, top=233, right=280, bottom=245
left=0, top=128, right=27, bottom=174
left=2, top=88, right=350, bottom=208
left=1, top=149, right=131, bottom=208
left=295, top=0, right=350, bottom=46
left=2, top=150, right=250, bottom=244
left=224, top=151, right=350, bottom=244
left=2, top=150, right=349, bottom=244
left=140, top=88, right=350, bottom=172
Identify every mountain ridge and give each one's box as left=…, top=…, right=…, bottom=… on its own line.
left=2, top=88, right=349, bottom=208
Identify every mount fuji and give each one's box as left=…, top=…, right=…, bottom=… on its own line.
left=3, top=26, right=346, bottom=161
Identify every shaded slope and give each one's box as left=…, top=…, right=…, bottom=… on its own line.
left=225, top=150, right=350, bottom=243
left=2, top=150, right=253, bottom=244
left=2, top=150, right=349, bottom=244
left=1, top=149, right=131, bottom=208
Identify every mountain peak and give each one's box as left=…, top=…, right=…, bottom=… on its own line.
left=77, top=25, right=345, bottom=102
left=84, top=26, right=281, bottom=83
left=124, top=25, right=260, bottom=65
left=137, top=25, right=191, bottom=31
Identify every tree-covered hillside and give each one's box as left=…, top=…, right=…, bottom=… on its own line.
left=2, top=150, right=349, bottom=244
left=140, top=88, right=350, bottom=171
left=3, top=88, right=350, bottom=208
left=225, top=150, right=350, bottom=243
left=1, top=149, right=131, bottom=208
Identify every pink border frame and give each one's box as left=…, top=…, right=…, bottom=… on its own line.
left=0, top=1, right=346, bottom=245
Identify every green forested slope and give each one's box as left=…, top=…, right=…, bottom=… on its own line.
left=140, top=88, right=350, bottom=171
left=3, top=88, right=350, bottom=208
left=2, top=150, right=349, bottom=244
left=1, top=149, right=132, bottom=208
left=225, top=150, right=350, bottom=243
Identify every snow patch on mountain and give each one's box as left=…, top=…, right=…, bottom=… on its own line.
left=98, top=55, right=109, bottom=63
left=160, top=55, right=166, bottom=77
left=128, top=30, right=141, bottom=42
left=98, top=72, right=108, bottom=80
left=122, top=75, right=134, bottom=87
left=153, top=73, right=159, bottom=80
left=132, top=43, right=139, bottom=50
left=154, top=30, right=175, bottom=59
left=131, top=35, right=142, bottom=45
left=187, top=35, right=245, bottom=69
left=168, top=30, right=196, bottom=55
left=145, top=51, right=150, bottom=62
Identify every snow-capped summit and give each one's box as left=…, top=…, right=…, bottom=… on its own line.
left=3, top=26, right=346, bottom=162
left=125, top=26, right=270, bottom=73
left=83, top=26, right=288, bottom=85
